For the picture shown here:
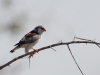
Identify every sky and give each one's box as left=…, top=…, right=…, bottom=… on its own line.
left=0, top=0, right=100, bottom=75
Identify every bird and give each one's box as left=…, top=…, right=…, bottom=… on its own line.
left=10, top=25, right=46, bottom=55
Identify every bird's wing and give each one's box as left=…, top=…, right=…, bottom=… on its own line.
left=14, top=32, right=39, bottom=46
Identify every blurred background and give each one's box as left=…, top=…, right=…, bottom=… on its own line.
left=0, top=0, right=100, bottom=75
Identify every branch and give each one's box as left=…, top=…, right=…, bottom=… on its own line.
left=0, top=41, right=100, bottom=71
left=67, top=44, right=84, bottom=75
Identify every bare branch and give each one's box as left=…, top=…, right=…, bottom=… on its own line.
left=0, top=40, right=100, bottom=72
left=66, top=44, right=84, bottom=75
left=74, top=36, right=93, bottom=41
left=50, top=45, right=56, bottom=51
left=74, top=37, right=100, bottom=48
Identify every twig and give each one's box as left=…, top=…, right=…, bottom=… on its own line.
left=0, top=41, right=100, bottom=70
left=29, top=57, right=31, bottom=69
left=74, top=36, right=92, bottom=41
left=66, top=44, right=84, bottom=75
left=73, top=36, right=76, bottom=41
left=50, top=45, right=56, bottom=51
left=96, top=44, right=100, bottom=48
left=74, top=37, right=100, bottom=48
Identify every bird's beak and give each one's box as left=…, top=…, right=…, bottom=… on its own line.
left=42, top=27, right=46, bottom=32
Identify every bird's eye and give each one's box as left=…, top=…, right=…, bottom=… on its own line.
left=41, top=27, right=44, bottom=30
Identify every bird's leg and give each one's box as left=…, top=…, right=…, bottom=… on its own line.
left=29, top=48, right=38, bottom=58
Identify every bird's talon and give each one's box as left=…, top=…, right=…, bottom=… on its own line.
left=33, top=49, right=38, bottom=53
left=29, top=53, right=34, bottom=58
left=29, top=49, right=38, bottom=58
left=29, top=52, right=34, bottom=58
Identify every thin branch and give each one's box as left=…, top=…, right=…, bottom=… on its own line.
left=0, top=41, right=100, bottom=70
left=67, top=44, right=84, bottom=75
left=74, top=36, right=100, bottom=48
left=96, top=44, right=100, bottom=48
left=50, top=45, right=56, bottom=51
left=74, top=36, right=93, bottom=41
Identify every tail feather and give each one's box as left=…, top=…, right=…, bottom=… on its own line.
left=10, top=46, right=19, bottom=53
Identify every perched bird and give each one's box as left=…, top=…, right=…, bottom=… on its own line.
left=10, top=25, right=46, bottom=54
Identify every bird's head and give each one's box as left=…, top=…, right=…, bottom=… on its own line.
left=33, top=25, right=46, bottom=34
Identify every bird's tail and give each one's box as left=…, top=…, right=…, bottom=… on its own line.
left=10, top=46, right=19, bottom=53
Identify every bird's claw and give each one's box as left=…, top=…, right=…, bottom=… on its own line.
left=33, top=49, right=38, bottom=53
left=29, top=49, right=38, bottom=58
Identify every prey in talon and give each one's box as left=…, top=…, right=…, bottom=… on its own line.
left=10, top=25, right=46, bottom=57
